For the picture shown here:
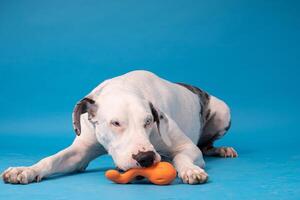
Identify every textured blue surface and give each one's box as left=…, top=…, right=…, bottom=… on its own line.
left=0, top=0, right=300, bottom=199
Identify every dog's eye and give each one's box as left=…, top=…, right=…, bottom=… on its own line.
left=111, top=120, right=121, bottom=127
left=144, top=118, right=152, bottom=128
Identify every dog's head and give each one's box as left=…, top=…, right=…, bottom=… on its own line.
left=72, top=92, right=171, bottom=171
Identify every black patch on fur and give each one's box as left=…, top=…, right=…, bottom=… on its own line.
left=176, top=82, right=210, bottom=124
left=81, top=98, right=95, bottom=112
left=224, top=120, right=231, bottom=131
left=149, top=102, right=160, bottom=131
left=175, top=82, right=211, bottom=147
left=205, top=109, right=211, bottom=120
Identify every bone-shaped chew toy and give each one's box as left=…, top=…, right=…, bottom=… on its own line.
left=105, top=162, right=177, bottom=185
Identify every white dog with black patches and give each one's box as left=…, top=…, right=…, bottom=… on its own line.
left=2, top=70, right=237, bottom=185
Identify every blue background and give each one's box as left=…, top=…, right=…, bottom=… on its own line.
left=0, top=0, right=299, bottom=199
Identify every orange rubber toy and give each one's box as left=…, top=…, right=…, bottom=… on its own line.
left=105, top=162, right=177, bottom=185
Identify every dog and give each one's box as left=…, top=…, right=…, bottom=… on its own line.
left=2, top=70, right=237, bottom=185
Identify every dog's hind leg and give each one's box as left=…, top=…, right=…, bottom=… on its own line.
left=197, top=96, right=238, bottom=158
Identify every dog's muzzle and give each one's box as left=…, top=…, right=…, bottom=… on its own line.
left=132, top=151, right=156, bottom=167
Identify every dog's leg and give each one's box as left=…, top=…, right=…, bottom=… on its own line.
left=172, top=142, right=208, bottom=184
left=158, top=113, right=208, bottom=184
left=2, top=138, right=105, bottom=184
left=197, top=96, right=237, bottom=158
left=2, top=115, right=106, bottom=184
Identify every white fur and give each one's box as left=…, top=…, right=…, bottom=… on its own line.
left=2, top=70, right=231, bottom=184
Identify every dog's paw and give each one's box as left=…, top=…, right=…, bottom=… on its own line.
left=202, top=146, right=238, bottom=158
left=216, top=147, right=238, bottom=158
left=2, top=167, right=40, bottom=184
left=178, top=165, right=208, bottom=184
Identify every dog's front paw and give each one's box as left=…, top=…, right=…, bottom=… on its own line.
left=178, top=165, right=208, bottom=184
left=2, top=167, right=40, bottom=184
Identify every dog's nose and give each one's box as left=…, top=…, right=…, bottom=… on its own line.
left=132, top=151, right=155, bottom=167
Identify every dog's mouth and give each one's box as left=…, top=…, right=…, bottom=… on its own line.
left=116, top=167, right=145, bottom=181
left=115, top=167, right=125, bottom=173
left=114, top=153, right=161, bottom=172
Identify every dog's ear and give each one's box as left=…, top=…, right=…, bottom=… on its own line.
left=72, top=97, right=97, bottom=136
left=149, top=102, right=172, bottom=146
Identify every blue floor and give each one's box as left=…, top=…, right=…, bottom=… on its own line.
left=1, top=121, right=299, bottom=200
